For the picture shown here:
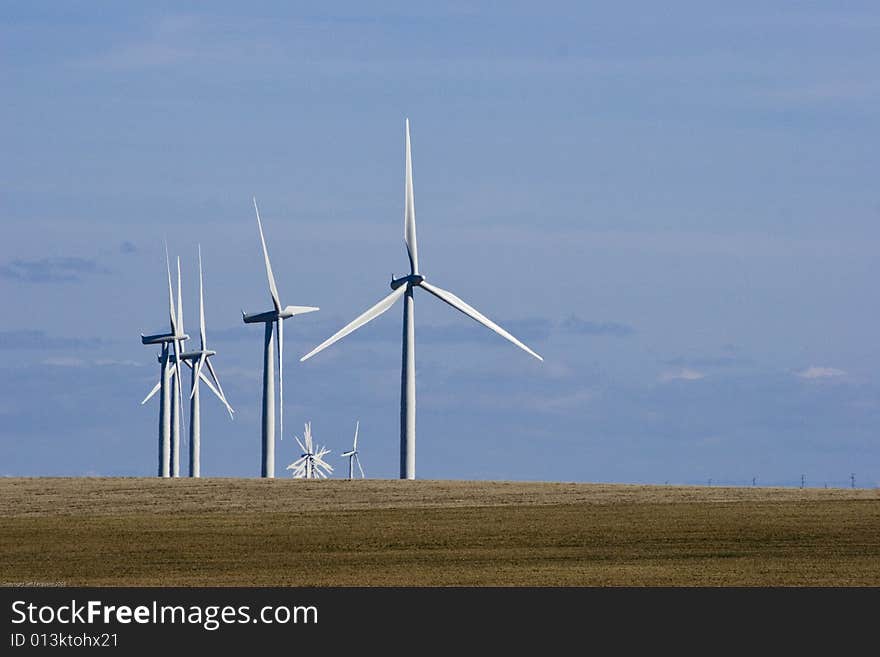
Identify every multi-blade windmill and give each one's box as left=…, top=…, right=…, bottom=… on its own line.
left=301, top=119, right=543, bottom=479
left=243, top=199, right=319, bottom=478
left=140, top=248, right=189, bottom=478
left=286, top=422, right=333, bottom=479
left=340, top=420, right=365, bottom=480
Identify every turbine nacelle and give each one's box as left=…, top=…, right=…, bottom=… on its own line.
left=390, top=273, right=425, bottom=290
left=141, top=332, right=189, bottom=345
left=179, top=349, right=216, bottom=360
left=158, top=347, right=205, bottom=364
left=242, top=305, right=319, bottom=324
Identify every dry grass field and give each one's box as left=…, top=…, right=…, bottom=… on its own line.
left=1, top=478, right=878, bottom=586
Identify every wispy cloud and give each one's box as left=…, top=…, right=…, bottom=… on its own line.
left=0, top=330, right=103, bottom=350
left=0, top=257, right=109, bottom=283
left=41, top=357, right=141, bottom=368
left=660, top=368, right=706, bottom=382
left=797, top=366, right=846, bottom=380
left=41, top=357, right=87, bottom=367
left=420, top=317, right=553, bottom=344
left=663, top=354, right=748, bottom=369
left=529, top=388, right=595, bottom=412
left=210, top=314, right=633, bottom=351
left=560, top=315, right=635, bottom=337
left=94, top=359, right=142, bottom=367
left=76, top=14, right=204, bottom=71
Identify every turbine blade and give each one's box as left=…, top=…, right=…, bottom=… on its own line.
left=141, top=379, right=161, bottom=405
left=404, top=118, right=419, bottom=275
left=295, top=436, right=306, bottom=453
left=283, top=305, right=320, bottom=317
left=253, top=197, right=281, bottom=313
left=356, top=453, right=365, bottom=479
left=198, top=244, right=206, bottom=350
left=176, top=256, right=184, bottom=337
left=304, top=422, right=313, bottom=452
left=171, top=341, right=185, bottom=418
left=166, top=356, right=185, bottom=453
left=420, top=281, right=544, bottom=361
left=353, top=420, right=359, bottom=450
left=198, top=366, right=234, bottom=417
left=204, top=357, right=230, bottom=408
left=165, top=244, right=177, bottom=334
left=300, top=285, right=407, bottom=362
left=277, top=319, right=283, bottom=441
left=189, top=353, right=205, bottom=400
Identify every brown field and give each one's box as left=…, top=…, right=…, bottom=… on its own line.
left=1, top=478, right=879, bottom=586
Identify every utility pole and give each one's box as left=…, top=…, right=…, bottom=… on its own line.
left=800, top=474, right=805, bottom=489
left=752, top=476, right=756, bottom=487
left=851, top=473, right=856, bottom=489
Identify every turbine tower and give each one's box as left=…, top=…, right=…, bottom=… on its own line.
left=169, top=256, right=186, bottom=477
left=243, top=198, right=319, bottom=478
left=301, top=119, right=543, bottom=479
left=286, top=422, right=333, bottom=479
left=179, top=245, right=235, bottom=477
left=140, top=248, right=188, bottom=478
left=340, top=420, right=365, bottom=480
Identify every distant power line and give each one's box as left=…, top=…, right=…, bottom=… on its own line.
left=660, top=474, right=873, bottom=489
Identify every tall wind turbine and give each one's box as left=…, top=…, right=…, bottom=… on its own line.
left=340, top=420, right=365, bottom=480
left=243, top=198, right=319, bottom=478
left=179, top=245, right=234, bottom=477
left=301, top=119, right=543, bottom=479
left=140, top=248, right=189, bottom=478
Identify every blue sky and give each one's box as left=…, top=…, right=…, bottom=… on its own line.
left=2, top=2, right=878, bottom=485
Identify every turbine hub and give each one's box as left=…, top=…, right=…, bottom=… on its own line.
left=390, top=273, right=424, bottom=290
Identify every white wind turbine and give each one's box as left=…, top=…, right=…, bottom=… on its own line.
left=179, top=245, right=234, bottom=477
left=140, top=248, right=188, bottom=478
left=340, top=420, right=365, bottom=480
left=142, top=249, right=231, bottom=477
left=301, top=119, right=543, bottom=479
left=286, top=422, right=333, bottom=479
left=243, top=198, right=319, bottom=478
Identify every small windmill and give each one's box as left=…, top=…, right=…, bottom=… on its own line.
left=286, top=422, right=333, bottom=479
left=340, top=420, right=365, bottom=480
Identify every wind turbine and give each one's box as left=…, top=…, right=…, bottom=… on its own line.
left=140, top=247, right=189, bottom=478
left=286, top=422, right=333, bottom=479
left=301, top=119, right=543, bottom=479
left=340, top=420, right=365, bottom=480
left=243, top=198, right=319, bottom=478
left=178, top=245, right=234, bottom=477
